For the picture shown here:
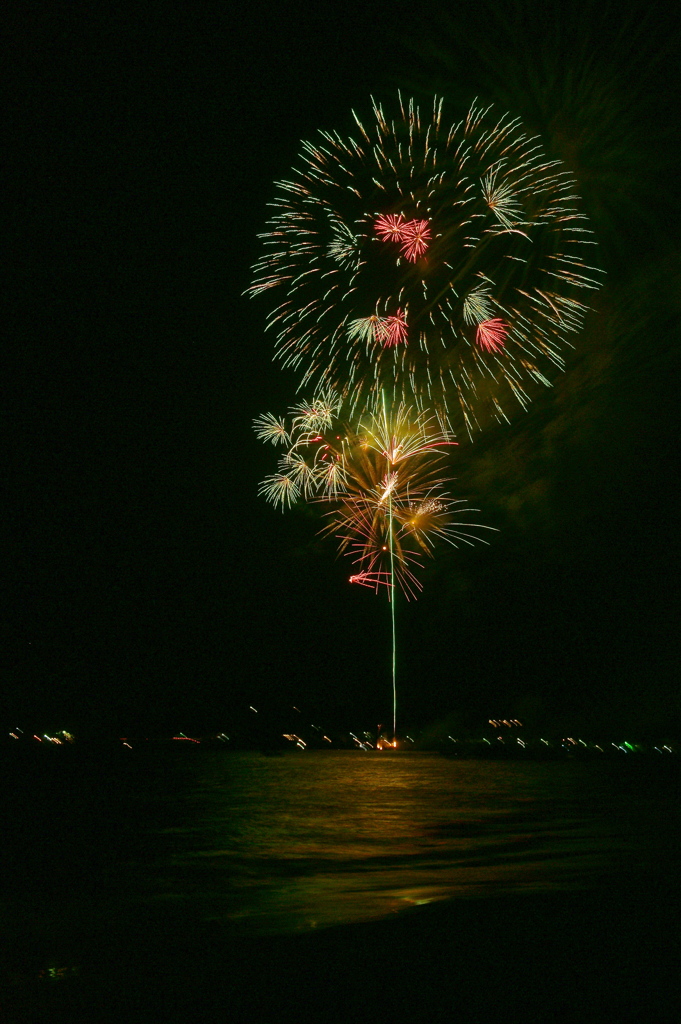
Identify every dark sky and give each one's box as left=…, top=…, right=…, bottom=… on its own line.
left=4, top=0, right=681, bottom=738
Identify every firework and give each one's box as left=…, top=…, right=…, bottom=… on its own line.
left=475, top=318, right=508, bottom=353
left=247, top=96, right=603, bottom=437
left=255, top=393, right=495, bottom=599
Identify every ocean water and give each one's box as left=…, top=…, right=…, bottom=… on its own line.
left=4, top=747, right=676, bottom=944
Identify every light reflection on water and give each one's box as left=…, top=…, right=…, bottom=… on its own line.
left=126, top=751, right=658, bottom=934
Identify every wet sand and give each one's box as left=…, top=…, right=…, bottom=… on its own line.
left=2, top=872, right=679, bottom=1023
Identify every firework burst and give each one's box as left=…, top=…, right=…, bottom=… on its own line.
left=255, top=393, right=495, bottom=598
left=247, top=95, right=603, bottom=437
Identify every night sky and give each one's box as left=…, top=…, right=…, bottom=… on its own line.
left=5, top=0, right=681, bottom=739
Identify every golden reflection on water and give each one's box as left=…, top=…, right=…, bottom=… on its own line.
left=143, top=751, right=645, bottom=934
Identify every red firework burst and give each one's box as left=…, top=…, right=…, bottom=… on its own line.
left=384, top=309, right=408, bottom=347
left=475, top=318, right=508, bottom=353
left=374, top=213, right=407, bottom=243
left=400, top=219, right=431, bottom=262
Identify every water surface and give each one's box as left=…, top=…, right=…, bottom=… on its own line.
left=3, top=749, right=676, bottom=941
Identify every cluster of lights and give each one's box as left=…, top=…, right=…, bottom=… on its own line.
left=560, top=738, right=602, bottom=751
left=283, top=733, right=307, bottom=749
left=8, top=729, right=75, bottom=744
left=5, top=719, right=677, bottom=757
left=347, top=731, right=403, bottom=750
left=349, top=732, right=371, bottom=750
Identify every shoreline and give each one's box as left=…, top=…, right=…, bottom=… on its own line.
left=3, top=869, right=679, bottom=1023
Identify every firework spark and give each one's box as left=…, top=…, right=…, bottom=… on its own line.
left=247, top=95, right=603, bottom=437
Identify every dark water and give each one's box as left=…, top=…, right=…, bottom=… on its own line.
left=2, top=748, right=679, bottom=1022
left=120, top=749, right=676, bottom=933
left=3, top=748, right=677, bottom=936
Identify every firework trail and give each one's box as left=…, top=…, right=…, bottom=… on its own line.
left=247, top=96, right=603, bottom=438
left=255, top=392, right=496, bottom=738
